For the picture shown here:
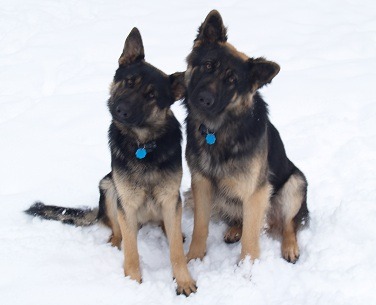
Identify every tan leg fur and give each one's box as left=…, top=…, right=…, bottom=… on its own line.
left=157, top=183, right=196, bottom=296
left=240, top=183, right=271, bottom=261
left=186, top=173, right=212, bottom=261
left=113, top=171, right=145, bottom=283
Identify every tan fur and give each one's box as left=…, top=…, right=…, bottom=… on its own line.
left=240, top=183, right=271, bottom=260
left=28, top=27, right=196, bottom=295
left=220, top=151, right=266, bottom=198
left=185, top=68, right=255, bottom=131
left=268, top=173, right=306, bottom=262
left=109, top=81, right=116, bottom=95
left=186, top=124, right=305, bottom=263
left=279, top=174, right=305, bottom=223
left=224, top=225, right=242, bottom=243
left=111, top=170, right=145, bottom=282
left=184, top=66, right=196, bottom=87
left=109, top=77, right=141, bottom=99
left=184, top=58, right=284, bottom=263
left=221, top=42, right=248, bottom=61
left=184, top=10, right=307, bottom=266
left=186, top=173, right=213, bottom=261
left=193, top=40, right=202, bottom=48
left=109, top=168, right=196, bottom=292
left=281, top=221, right=300, bottom=263
left=157, top=184, right=197, bottom=295
left=228, top=93, right=255, bottom=114
left=113, top=107, right=172, bottom=145
left=187, top=146, right=270, bottom=262
left=117, top=210, right=142, bottom=282
left=107, top=73, right=196, bottom=292
left=100, top=177, right=122, bottom=248
left=140, top=106, right=169, bottom=137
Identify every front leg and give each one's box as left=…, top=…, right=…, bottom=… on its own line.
left=158, top=187, right=197, bottom=296
left=113, top=171, right=145, bottom=283
left=240, top=183, right=271, bottom=261
left=117, top=209, right=142, bottom=282
left=186, top=173, right=212, bottom=261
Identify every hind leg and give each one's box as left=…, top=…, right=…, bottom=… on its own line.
left=282, top=220, right=299, bottom=263
left=274, top=171, right=307, bottom=263
left=100, top=176, right=122, bottom=249
left=224, top=225, right=242, bottom=244
left=108, top=223, right=122, bottom=249
left=105, top=197, right=122, bottom=249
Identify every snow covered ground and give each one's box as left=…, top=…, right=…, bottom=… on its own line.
left=1, top=0, right=375, bottom=304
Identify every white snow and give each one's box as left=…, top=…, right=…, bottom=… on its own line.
left=1, top=0, right=375, bottom=304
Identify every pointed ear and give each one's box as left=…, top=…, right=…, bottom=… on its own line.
left=169, top=72, right=186, bottom=101
left=197, top=10, right=227, bottom=43
left=118, top=27, right=145, bottom=66
left=248, top=58, right=280, bottom=90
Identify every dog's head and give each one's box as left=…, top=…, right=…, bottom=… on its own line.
left=108, top=28, right=185, bottom=128
left=185, top=10, right=280, bottom=120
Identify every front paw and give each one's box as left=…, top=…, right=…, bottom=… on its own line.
left=186, top=247, right=206, bottom=262
left=240, top=247, right=260, bottom=262
left=176, top=278, right=197, bottom=296
left=124, top=266, right=142, bottom=283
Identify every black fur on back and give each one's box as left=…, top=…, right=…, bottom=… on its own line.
left=267, top=123, right=297, bottom=193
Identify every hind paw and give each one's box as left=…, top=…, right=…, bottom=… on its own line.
left=224, top=226, right=242, bottom=244
left=282, top=239, right=300, bottom=264
left=108, top=235, right=121, bottom=249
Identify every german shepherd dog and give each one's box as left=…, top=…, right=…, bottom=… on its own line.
left=25, top=28, right=196, bottom=296
left=184, top=10, right=309, bottom=264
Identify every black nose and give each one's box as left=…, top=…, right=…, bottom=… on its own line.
left=115, top=104, right=130, bottom=119
left=198, top=91, right=214, bottom=107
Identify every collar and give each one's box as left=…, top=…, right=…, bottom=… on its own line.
left=199, top=123, right=216, bottom=145
left=135, top=140, right=157, bottom=159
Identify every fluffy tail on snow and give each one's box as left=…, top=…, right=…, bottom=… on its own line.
left=25, top=201, right=98, bottom=226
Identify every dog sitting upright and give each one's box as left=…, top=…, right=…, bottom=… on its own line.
left=184, top=11, right=309, bottom=264
left=26, top=28, right=196, bottom=296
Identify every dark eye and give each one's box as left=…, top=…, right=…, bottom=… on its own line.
left=226, top=70, right=237, bottom=84
left=126, top=78, right=134, bottom=88
left=204, top=61, right=213, bottom=71
left=228, top=75, right=236, bottom=84
left=147, top=91, right=156, bottom=99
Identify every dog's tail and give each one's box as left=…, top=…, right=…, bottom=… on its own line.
left=25, top=201, right=98, bottom=226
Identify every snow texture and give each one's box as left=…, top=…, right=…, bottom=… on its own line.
left=1, top=0, right=375, bottom=304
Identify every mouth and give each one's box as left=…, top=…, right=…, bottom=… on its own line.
left=112, top=113, right=144, bottom=127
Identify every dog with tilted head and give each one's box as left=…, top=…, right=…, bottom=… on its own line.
left=183, top=10, right=309, bottom=264
left=25, top=28, right=196, bottom=296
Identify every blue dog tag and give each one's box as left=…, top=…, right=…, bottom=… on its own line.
left=206, top=133, right=216, bottom=145
left=135, top=148, right=147, bottom=159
